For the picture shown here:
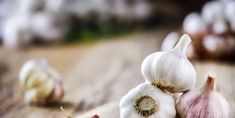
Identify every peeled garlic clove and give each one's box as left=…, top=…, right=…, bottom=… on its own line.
left=176, top=73, right=229, bottom=118
left=119, top=83, right=176, bottom=118
left=19, top=59, right=64, bottom=104
left=183, top=12, right=207, bottom=35
left=142, top=34, right=196, bottom=93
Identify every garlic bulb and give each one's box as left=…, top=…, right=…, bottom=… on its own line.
left=201, top=1, right=228, bottom=34
left=224, top=0, right=235, bottom=32
left=141, top=34, right=196, bottom=93
left=183, top=12, right=207, bottom=35
left=203, top=35, right=235, bottom=58
left=176, top=73, right=229, bottom=118
left=119, top=83, right=176, bottom=118
left=19, top=59, right=64, bottom=104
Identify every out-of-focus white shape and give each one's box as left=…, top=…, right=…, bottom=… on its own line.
left=18, top=0, right=45, bottom=14
left=112, top=0, right=130, bottom=20
left=2, top=15, right=32, bottom=48
left=132, top=0, right=151, bottom=20
left=32, top=12, right=63, bottom=42
left=161, top=32, right=179, bottom=51
left=45, top=0, right=65, bottom=13
left=202, top=1, right=228, bottom=34
left=224, top=0, right=235, bottom=32
left=203, top=35, right=222, bottom=53
left=183, top=12, right=207, bottom=35
left=213, top=19, right=228, bottom=34
left=202, top=1, right=224, bottom=24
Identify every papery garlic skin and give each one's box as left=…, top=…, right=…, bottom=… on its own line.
left=142, top=34, right=196, bottom=93
left=119, top=83, right=176, bottom=118
left=176, top=74, right=229, bottom=118
left=19, top=59, right=64, bottom=104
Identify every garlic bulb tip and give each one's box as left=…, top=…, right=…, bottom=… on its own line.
left=175, top=34, right=191, bottom=54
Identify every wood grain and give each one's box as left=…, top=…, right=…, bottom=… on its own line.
left=0, top=28, right=234, bottom=118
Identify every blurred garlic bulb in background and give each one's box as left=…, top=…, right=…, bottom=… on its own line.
left=203, top=35, right=235, bottom=57
left=19, top=59, right=64, bottom=104
left=31, top=12, right=64, bottom=42
left=183, top=13, right=207, bottom=35
left=119, top=83, right=176, bottom=118
left=201, top=1, right=228, bottom=34
left=224, top=0, right=235, bottom=32
left=176, top=72, right=229, bottom=118
left=2, top=14, right=32, bottom=48
left=142, top=34, right=196, bottom=93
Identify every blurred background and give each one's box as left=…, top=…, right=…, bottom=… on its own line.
left=1, top=0, right=235, bottom=118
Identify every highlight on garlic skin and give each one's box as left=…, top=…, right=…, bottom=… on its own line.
left=19, top=59, right=64, bottom=104
left=176, top=73, right=229, bottom=118
left=119, top=83, right=176, bottom=118
left=142, top=34, right=196, bottom=93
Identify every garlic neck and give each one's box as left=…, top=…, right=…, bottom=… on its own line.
left=134, top=95, right=159, bottom=117
left=174, top=34, right=191, bottom=54
left=203, top=75, right=215, bottom=95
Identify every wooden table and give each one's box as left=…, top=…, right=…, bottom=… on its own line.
left=0, top=28, right=234, bottom=118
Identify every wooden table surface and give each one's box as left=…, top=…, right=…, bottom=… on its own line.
left=0, top=28, right=235, bottom=118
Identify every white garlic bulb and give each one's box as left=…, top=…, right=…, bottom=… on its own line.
left=19, top=59, right=64, bottom=104
left=176, top=73, right=229, bottom=118
left=119, top=83, right=176, bottom=118
left=224, top=0, right=235, bottom=32
left=141, top=34, right=196, bottom=93
left=183, top=12, right=207, bottom=35
left=201, top=1, right=228, bottom=34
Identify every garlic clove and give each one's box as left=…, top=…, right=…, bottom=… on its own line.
left=142, top=34, right=196, bottom=93
left=176, top=72, right=229, bottom=118
left=19, top=59, right=64, bottom=104
left=183, top=12, right=207, bottom=35
left=119, top=83, right=176, bottom=118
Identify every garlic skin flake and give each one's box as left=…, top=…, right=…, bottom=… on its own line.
left=141, top=34, right=196, bottom=93
left=176, top=73, right=229, bottom=118
left=19, top=59, right=64, bottom=104
left=119, top=83, right=176, bottom=118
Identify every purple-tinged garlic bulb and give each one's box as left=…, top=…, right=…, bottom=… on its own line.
left=176, top=72, right=229, bottom=118
left=19, top=59, right=64, bottom=105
